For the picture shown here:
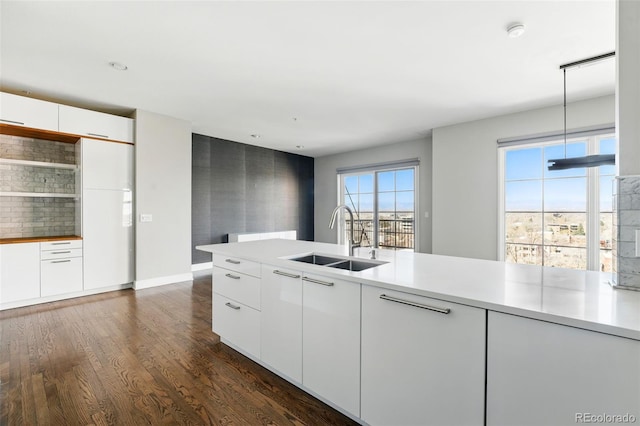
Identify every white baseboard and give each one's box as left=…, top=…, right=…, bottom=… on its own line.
left=0, top=283, right=132, bottom=311
left=192, top=262, right=212, bottom=272
left=134, top=272, right=194, bottom=290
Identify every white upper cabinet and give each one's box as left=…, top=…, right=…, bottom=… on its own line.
left=59, top=104, right=134, bottom=143
left=82, top=138, right=133, bottom=190
left=0, top=92, right=58, bottom=131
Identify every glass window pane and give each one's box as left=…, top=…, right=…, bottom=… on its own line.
left=505, top=147, right=542, bottom=181
left=359, top=193, right=374, bottom=214
left=395, top=169, right=414, bottom=191
left=344, top=175, right=358, bottom=194
left=600, top=138, right=616, bottom=155
left=396, top=191, right=414, bottom=212
left=359, top=174, right=374, bottom=193
left=505, top=212, right=543, bottom=245
left=600, top=212, right=613, bottom=252
left=600, top=250, right=613, bottom=272
left=378, top=192, right=395, bottom=213
left=544, top=142, right=587, bottom=178
left=505, top=244, right=542, bottom=265
left=378, top=171, right=395, bottom=192
left=544, top=212, right=586, bottom=248
left=544, top=178, right=586, bottom=212
left=544, top=247, right=587, bottom=269
left=505, top=180, right=542, bottom=211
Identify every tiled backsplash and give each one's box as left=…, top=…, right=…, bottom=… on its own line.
left=612, top=175, right=640, bottom=290
left=0, top=134, right=79, bottom=239
left=0, top=196, right=77, bottom=238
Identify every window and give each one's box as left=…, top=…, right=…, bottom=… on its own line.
left=338, top=164, right=417, bottom=252
left=499, top=133, right=615, bottom=271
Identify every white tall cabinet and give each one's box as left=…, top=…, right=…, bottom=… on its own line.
left=82, top=138, right=134, bottom=289
left=361, top=285, right=486, bottom=426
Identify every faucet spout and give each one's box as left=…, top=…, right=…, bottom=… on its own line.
left=329, top=205, right=360, bottom=256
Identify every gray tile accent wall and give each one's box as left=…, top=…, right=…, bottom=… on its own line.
left=612, top=175, right=640, bottom=290
left=191, top=134, right=314, bottom=264
left=0, top=134, right=79, bottom=239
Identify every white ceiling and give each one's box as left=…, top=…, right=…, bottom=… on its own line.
left=0, top=1, right=616, bottom=157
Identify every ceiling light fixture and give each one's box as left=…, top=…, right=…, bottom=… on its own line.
left=547, top=51, right=616, bottom=171
left=506, top=23, right=525, bottom=38
left=250, top=134, right=260, bottom=138
left=109, top=61, right=128, bottom=71
left=296, top=145, right=304, bottom=149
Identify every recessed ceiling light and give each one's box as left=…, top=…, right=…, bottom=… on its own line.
left=506, top=23, right=525, bottom=38
left=296, top=145, right=304, bottom=149
left=250, top=134, right=261, bottom=138
left=109, top=61, right=128, bottom=71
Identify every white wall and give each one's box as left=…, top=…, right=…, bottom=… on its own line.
left=134, top=110, right=193, bottom=288
left=314, top=137, right=432, bottom=253
left=432, top=95, right=615, bottom=261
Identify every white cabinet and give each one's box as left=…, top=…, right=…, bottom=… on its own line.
left=487, top=311, right=640, bottom=426
left=59, top=104, right=134, bottom=143
left=302, top=273, right=361, bottom=417
left=40, top=241, right=83, bottom=297
left=0, top=243, right=40, bottom=304
left=261, top=265, right=303, bottom=382
left=82, top=190, right=133, bottom=290
left=212, top=261, right=261, bottom=359
left=82, top=138, right=133, bottom=190
left=0, top=92, right=58, bottom=131
left=361, top=286, right=486, bottom=426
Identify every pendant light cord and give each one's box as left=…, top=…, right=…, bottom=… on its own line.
left=563, top=68, right=567, bottom=158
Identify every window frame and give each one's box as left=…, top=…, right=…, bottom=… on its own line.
left=337, top=164, right=419, bottom=252
left=498, top=133, right=615, bottom=271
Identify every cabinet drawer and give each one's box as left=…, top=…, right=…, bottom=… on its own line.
left=41, top=240, right=83, bottom=251
left=213, top=266, right=260, bottom=310
left=213, top=294, right=261, bottom=359
left=213, top=255, right=261, bottom=278
left=41, top=257, right=83, bottom=297
left=59, top=105, right=134, bottom=143
left=40, top=248, right=82, bottom=260
left=0, top=92, right=58, bottom=131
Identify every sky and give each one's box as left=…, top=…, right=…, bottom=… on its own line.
left=344, top=168, right=415, bottom=212
left=505, top=139, right=615, bottom=212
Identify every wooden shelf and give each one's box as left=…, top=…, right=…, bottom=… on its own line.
left=0, top=235, right=82, bottom=245
left=0, top=158, right=77, bottom=170
left=0, top=123, right=80, bottom=144
left=0, top=192, right=78, bottom=198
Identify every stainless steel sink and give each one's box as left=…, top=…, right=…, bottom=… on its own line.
left=289, top=254, right=344, bottom=265
left=288, top=252, right=386, bottom=271
left=327, top=259, right=381, bottom=272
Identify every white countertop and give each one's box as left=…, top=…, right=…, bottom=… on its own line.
left=196, top=239, right=640, bottom=340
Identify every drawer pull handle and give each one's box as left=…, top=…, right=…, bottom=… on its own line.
left=51, top=242, right=71, bottom=245
left=225, top=273, right=241, bottom=280
left=87, top=132, right=109, bottom=138
left=273, top=270, right=301, bottom=279
left=225, top=259, right=241, bottom=264
left=380, top=294, right=450, bottom=314
left=51, top=251, right=72, bottom=254
left=225, top=302, right=241, bottom=310
left=0, top=118, right=25, bottom=125
left=51, top=260, right=71, bottom=264
left=302, top=276, right=334, bottom=286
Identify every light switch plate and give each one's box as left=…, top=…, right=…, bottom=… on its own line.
left=140, top=214, right=153, bottom=223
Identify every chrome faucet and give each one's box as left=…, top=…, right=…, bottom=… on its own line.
left=329, top=204, right=361, bottom=256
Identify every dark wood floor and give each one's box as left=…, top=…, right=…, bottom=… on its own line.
left=0, top=271, right=358, bottom=425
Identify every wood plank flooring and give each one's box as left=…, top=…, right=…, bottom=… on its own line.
left=0, top=271, right=358, bottom=425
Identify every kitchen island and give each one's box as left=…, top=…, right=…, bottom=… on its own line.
left=197, top=239, right=640, bottom=426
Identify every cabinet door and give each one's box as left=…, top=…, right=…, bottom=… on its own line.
left=83, top=189, right=133, bottom=290
left=302, top=273, right=360, bottom=417
left=213, top=293, right=261, bottom=359
left=0, top=92, right=58, bottom=131
left=361, top=286, right=486, bottom=426
left=487, top=311, right=640, bottom=426
left=261, top=265, right=302, bottom=382
left=41, top=257, right=83, bottom=297
left=82, top=139, right=133, bottom=190
left=0, top=243, right=40, bottom=304
left=59, top=105, right=134, bottom=143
